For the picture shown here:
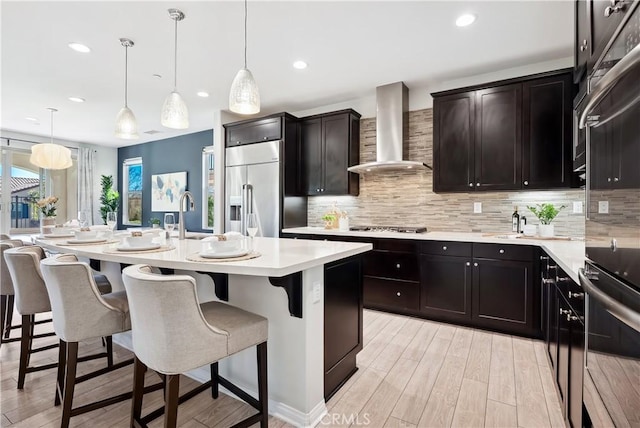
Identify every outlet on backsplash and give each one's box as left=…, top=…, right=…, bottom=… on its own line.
left=473, top=202, right=482, bottom=214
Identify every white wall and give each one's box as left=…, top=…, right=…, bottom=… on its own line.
left=292, top=56, right=573, bottom=119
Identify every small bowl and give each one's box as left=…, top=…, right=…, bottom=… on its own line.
left=125, top=235, right=155, bottom=248
left=204, top=238, right=244, bottom=254
left=74, top=230, right=98, bottom=240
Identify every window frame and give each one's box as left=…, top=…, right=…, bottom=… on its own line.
left=201, top=146, right=215, bottom=231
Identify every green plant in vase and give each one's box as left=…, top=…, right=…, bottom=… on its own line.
left=322, top=214, right=337, bottom=229
left=527, top=203, right=566, bottom=237
left=149, top=218, right=161, bottom=228
left=100, top=175, right=120, bottom=225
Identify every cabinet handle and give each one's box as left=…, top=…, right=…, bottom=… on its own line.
left=466, top=262, right=471, bottom=266
left=473, top=262, right=478, bottom=267
left=605, top=5, right=623, bottom=16
left=499, top=249, right=505, bottom=254
left=316, top=188, right=320, bottom=192
left=469, top=183, right=473, bottom=187
left=442, top=246, right=447, bottom=251
left=568, top=291, right=584, bottom=299
left=476, top=182, right=480, bottom=187
left=396, top=292, right=401, bottom=297
left=567, top=313, right=581, bottom=322
left=263, top=136, right=268, bottom=140
left=542, top=278, right=555, bottom=284
left=579, top=39, right=588, bottom=52
left=396, top=263, right=401, bottom=269
left=614, top=177, right=619, bottom=182
left=540, top=256, right=549, bottom=261
left=524, top=181, right=529, bottom=186
left=548, top=265, right=558, bottom=270
left=556, top=276, right=570, bottom=282
left=608, top=177, right=612, bottom=182
left=611, top=238, right=618, bottom=251
left=560, top=308, right=571, bottom=315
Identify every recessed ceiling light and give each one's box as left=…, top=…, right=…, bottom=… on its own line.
left=68, top=97, right=85, bottom=103
left=456, top=14, right=476, bottom=27
left=197, top=91, right=209, bottom=98
left=68, top=42, right=91, bottom=53
left=293, top=60, right=308, bottom=70
left=25, top=117, right=39, bottom=122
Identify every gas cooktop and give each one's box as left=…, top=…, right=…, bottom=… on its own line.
left=349, top=225, right=427, bottom=233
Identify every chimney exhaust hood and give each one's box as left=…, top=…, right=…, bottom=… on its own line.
left=348, top=82, right=431, bottom=174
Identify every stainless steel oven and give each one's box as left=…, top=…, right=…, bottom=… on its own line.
left=579, top=2, right=640, bottom=426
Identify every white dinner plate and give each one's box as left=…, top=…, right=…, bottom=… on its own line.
left=116, top=244, right=161, bottom=252
left=42, top=233, right=75, bottom=238
left=66, top=238, right=108, bottom=244
left=198, top=248, right=250, bottom=259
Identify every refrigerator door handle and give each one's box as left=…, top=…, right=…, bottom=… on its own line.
left=242, top=184, right=253, bottom=236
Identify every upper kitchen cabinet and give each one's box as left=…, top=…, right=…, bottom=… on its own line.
left=301, top=109, right=361, bottom=196
left=575, top=0, right=591, bottom=85
left=432, top=69, right=575, bottom=193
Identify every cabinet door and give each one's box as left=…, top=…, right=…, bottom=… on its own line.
left=557, top=296, right=571, bottom=409
left=590, top=0, right=631, bottom=67
left=475, top=84, right=522, bottom=190
left=611, top=93, right=640, bottom=189
left=522, top=73, right=573, bottom=189
left=472, top=258, right=534, bottom=335
left=301, top=118, right=323, bottom=195
left=433, top=92, right=475, bottom=192
left=568, top=314, right=584, bottom=428
left=420, top=255, right=472, bottom=323
left=225, top=117, right=282, bottom=146
left=548, top=282, right=559, bottom=371
left=323, top=114, right=350, bottom=195
left=575, top=0, right=590, bottom=83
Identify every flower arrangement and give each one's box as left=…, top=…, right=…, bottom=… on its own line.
left=36, top=196, right=59, bottom=217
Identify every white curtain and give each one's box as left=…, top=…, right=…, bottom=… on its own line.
left=77, top=147, right=95, bottom=225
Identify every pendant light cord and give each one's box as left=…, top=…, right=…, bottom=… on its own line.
left=50, top=109, right=54, bottom=144
left=174, top=17, right=178, bottom=91
left=124, top=45, right=129, bottom=107
left=244, top=0, right=248, bottom=69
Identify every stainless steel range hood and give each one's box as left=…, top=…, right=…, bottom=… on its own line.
left=348, top=82, right=432, bottom=174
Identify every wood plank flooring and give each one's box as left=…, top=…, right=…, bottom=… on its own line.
left=1, top=310, right=565, bottom=427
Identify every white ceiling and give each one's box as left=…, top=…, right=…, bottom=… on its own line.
left=1, top=1, right=573, bottom=148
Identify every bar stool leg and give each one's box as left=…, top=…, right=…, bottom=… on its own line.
left=61, top=341, right=79, bottom=428
left=26, top=315, right=35, bottom=367
left=210, top=362, right=219, bottom=399
left=164, top=375, right=180, bottom=428
left=257, top=341, right=268, bottom=428
left=55, top=339, right=67, bottom=406
left=105, top=336, right=113, bottom=367
left=131, top=356, right=146, bottom=427
left=4, top=295, right=14, bottom=339
left=17, top=315, right=31, bottom=389
left=0, top=295, right=6, bottom=343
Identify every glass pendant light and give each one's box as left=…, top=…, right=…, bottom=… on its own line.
left=30, top=108, right=73, bottom=170
left=161, top=8, right=189, bottom=129
left=115, top=38, right=139, bottom=139
left=229, top=0, right=260, bottom=115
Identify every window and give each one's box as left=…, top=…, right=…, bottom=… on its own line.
left=202, top=147, right=215, bottom=230
left=122, top=157, right=142, bottom=225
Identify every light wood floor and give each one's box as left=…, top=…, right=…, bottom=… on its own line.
left=1, top=310, right=564, bottom=427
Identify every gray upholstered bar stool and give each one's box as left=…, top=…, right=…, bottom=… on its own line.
left=0, top=239, right=51, bottom=347
left=3, top=245, right=59, bottom=387
left=40, top=254, right=160, bottom=428
left=122, top=264, right=269, bottom=428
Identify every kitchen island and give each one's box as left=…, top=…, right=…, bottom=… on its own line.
left=36, top=236, right=372, bottom=428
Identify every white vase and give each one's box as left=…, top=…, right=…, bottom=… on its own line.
left=40, top=216, right=56, bottom=235
left=539, top=224, right=554, bottom=238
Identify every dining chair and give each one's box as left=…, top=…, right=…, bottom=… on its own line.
left=122, top=264, right=269, bottom=428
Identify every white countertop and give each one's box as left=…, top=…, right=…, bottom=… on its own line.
left=35, top=236, right=372, bottom=277
left=283, top=227, right=585, bottom=283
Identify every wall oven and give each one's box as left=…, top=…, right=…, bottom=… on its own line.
left=579, top=2, right=640, bottom=426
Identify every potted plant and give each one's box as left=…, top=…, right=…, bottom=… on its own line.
left=149, top=218, right=161, bottom=228
left=28, top=195, right=59, bottom=234
left=527, top=203, right=566, bottom=237
left=322, top=213, right=337, bottom=229
left=100, top=175, right=120, bottom=225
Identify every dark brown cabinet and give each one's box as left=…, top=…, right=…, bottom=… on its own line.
left=575, top=0, right=591, bottom=84
left=432, top=70, right=575, bottom=193
left=225, top=116, right=283, bottom=146
left=420, top=255, right=472, bottom=323
left=300, top=109, right=360, bottom=196
left=523, top=74, right=574, bottom=189
left=324, top=255, right=363, bottom=400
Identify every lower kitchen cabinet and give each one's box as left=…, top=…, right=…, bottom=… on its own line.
left=420, top=254, right=472, bottom=323
left=324, top=255, right=363, bottom=400
left=363, top=277, right=419, bottom=311
left=472, top=258, right=534, bottom=336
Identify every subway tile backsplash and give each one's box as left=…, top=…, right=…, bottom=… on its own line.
left=308, top=109, right=586, bottom=237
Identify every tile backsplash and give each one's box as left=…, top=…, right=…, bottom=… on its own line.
left=308, top=109, right=586, bottom=237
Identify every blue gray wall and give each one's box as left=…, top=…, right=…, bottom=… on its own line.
left=117, top=130, right=213, bottom=232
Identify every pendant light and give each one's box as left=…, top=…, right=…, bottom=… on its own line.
left=160, top=8, right=189, bottom=129
left=115, top=38, right=139, bottom=139
left=30, top=108, right=73, bottom=170
left=229, top=0, right=260, bottom=115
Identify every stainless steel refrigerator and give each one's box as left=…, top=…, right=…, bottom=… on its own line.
left=224, top=140, right=281, bottom=237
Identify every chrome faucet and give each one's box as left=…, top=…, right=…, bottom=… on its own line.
left=178, top=191, right=195, bottom=240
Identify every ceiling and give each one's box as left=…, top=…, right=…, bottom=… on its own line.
left=1, top=1, right=573, bottom=148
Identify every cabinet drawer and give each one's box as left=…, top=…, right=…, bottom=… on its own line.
left=363, top=277, right=419, bottom=311
left=363, top=251, right=419, bottom=281
left=374, top=239, right=418, bottom=253
left=421, top=241, right=472, bottom=257
left=225, top=117, right=282, bottom=146
left=473, top=243, right=533, bottom=261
